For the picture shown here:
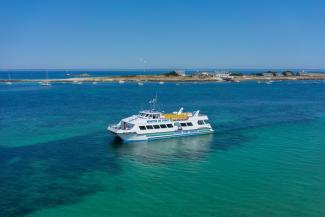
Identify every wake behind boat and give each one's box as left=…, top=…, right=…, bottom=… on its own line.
left=107, top=97, right=213, bottom=142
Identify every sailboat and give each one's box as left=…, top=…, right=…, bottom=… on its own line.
left=265, top=80, right=273, bottom=85
left=6, top=72, right=12, bottom=85
left=39, top=71, right=51, bottom=86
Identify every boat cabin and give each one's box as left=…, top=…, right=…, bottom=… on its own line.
left=138, top=111, right=161, bottom=119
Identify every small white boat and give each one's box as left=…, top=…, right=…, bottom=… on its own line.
left=39, top=81, right=51, bottom=86
left=266, top=81, right=273, bottom=85
left=138, top=82, right=144, bottom=86
left=119, top=80, right=125, bottom=84
left=6, top=72, right=13, bottom=85
left=73, top=80, right=82, bottom=84
left=40, top=71, right=51, bottom=86
left=92, top=82, right=98, bottom=85
left=107, top=97, right=213, bottom=142
left=159, top=81, right=165, bottom=84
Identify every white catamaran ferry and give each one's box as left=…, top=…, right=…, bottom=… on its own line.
left=107, top=98, right=213, bottom=142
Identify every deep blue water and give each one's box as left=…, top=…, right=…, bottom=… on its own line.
left=1, top=79, right=325, bottom=217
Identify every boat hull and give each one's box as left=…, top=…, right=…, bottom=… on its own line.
left=111, top=128, right=214, bottom=142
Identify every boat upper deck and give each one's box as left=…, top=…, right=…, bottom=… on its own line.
left=135, top=108, right=203, bottom=122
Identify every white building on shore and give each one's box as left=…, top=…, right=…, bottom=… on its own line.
left=213, top=71, right=232, bottom=79
left=175, top=70, right=186, bottom=76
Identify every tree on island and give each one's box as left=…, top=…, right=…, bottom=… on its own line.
left=282, top=71, right=295, bottom=76
left=265, top=71, right=277, bottom=76
left=164, top=71, right=179, bottom=76
left=255, top=73, right=264, bottom=76
left=163, top=70, right=185, bottom=77
left=229, top=72, right=243, bottom=76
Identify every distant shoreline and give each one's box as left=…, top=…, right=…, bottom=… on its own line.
left=1, top=68, right=325, bottom=71
left=2, top=73, right=325, bottom=83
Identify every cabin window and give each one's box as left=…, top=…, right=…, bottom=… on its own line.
left=145, top=114, right=149, bottom=117
left=139, top=126, right=146, bottom=130
left=198, top=120, right=204, bottom=125
left=160, top=124, right=167, bottom=128
left=187, top=122, right=193, bottom=126
left=153, top=114, right=159, bottom=119
left=180, top=123, right=187, bottom=127
left=146, top=125, right=153, bottom=129
left=167, top=124, right=173, bottom=128
left=153, top=125, right=160, bottom=129
left=204, top=120, right=210, bottom=125
left=122, top=121, right=134, bottom=130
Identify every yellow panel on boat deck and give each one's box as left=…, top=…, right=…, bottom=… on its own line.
left=163, top=113, right=188, bottom=120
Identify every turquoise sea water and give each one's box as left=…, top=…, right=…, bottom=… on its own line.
left=1, top=79, right=325, bottom=217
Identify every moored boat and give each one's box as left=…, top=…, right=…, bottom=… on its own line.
left=6, top=72, right=12, bottom=85
left=39, top=71, right=51, bottom=86
left=39, top=81, right=51, bottom=86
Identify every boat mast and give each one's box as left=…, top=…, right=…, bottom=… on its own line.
left=149, top=94, right=158, bottom=111
left=6, top=71, right=12, bottom=85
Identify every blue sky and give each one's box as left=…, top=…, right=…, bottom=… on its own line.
left=0, top=0, right=324, bottom=69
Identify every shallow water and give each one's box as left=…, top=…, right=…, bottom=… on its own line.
left=1, top=80, right=325, bottom=217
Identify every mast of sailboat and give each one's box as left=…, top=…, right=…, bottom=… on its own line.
left=6, top=71, right=12, bottom=85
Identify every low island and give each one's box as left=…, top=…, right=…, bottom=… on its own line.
left=1, top=70, right=325, bottom=84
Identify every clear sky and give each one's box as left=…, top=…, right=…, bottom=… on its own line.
left=0, top=0, right=324, bottom=69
